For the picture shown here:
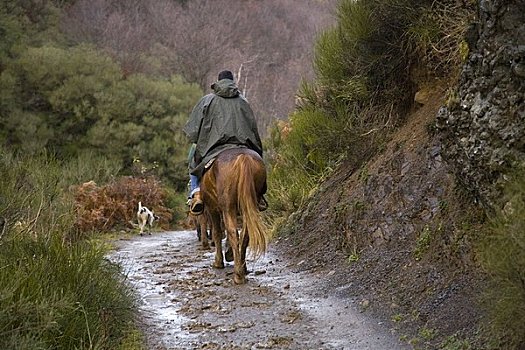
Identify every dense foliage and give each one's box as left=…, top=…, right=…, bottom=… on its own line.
left=1, top=44, right=201, bottom=191
left=0, top=233, right=137, bottom=350
left=0, top=2, right=203, bottom=192
left=0, top=147, right=138, bottom=349
left=4, top=0, right=521, bottom=348
left=59, top=0, right=335, bottom=134
left=266, top=0, right=475, bottom=217
left=267, top=0, right=525, bottom=348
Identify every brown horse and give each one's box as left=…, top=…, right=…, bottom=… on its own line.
left=201, top=147, right=268, bottom=284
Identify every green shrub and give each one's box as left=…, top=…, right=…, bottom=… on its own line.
left=266, top=101, right=389, bottom=221
left=0, top=2, right=64, bottom=68
left=1, top=44, right=201, bottom=191
left=477, top=173, right=525, bottom=349
left=164, top=185, right=191, bottom=225
left=267, top=0, right=476, bottom=229
left=0, top=147, right=139, bottom=349
left=312, top=2, right=373, bottom=108
left=265, top=107, right=342, bottom=218
left=0, top=232, right=136, bottom=350
left=314, top=0, right=417, bottom=110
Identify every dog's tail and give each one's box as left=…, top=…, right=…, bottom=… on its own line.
left=138, top=201, right=148, bottom=214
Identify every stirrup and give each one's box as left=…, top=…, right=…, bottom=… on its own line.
left=190, top=192, right=204, bottom=215
left=190, top=200, right=204, bottom=215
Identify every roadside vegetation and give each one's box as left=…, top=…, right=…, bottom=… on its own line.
left=0, top=148, right=140, bottom=349
left=477, top=172, right=525, bottom=349
left=0, top=1, right=334, bottom=347
left=266, top=0, right=475, bottom=219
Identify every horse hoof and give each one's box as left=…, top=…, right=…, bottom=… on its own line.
left=234, top=275, right=246, bottom=285
left=213, top=262, right=225, bottom=269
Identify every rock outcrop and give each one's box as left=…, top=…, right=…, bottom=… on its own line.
left=437, top=0, right=525, bottom=208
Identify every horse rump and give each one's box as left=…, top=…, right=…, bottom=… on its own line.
left=201, top=148, right=268, bottom=284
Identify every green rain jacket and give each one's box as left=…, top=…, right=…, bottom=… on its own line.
left=183, top=79, right=263, bottom=178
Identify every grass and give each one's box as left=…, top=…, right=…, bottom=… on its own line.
left=477, top=172, right=525, bottom=348
left=0, top=147, right=141, bottom=349
left=440, top=334, right=472, bottom=350
left=414, top=225, right=432, bottom=261
left=267, top=0, right=476, bottom=235
left=347, top=250, right=360, bottom=263
left=0, top=233, right=137, bottom=350
left=392, top=314, right=403, bottom=323
left=419, top=327, right=438, bottom=341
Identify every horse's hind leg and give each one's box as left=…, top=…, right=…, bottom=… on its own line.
left=223, top=212, right=246, bottom=284
left=240, top=230, right=249, bottom=275
left=210, top=212, right=224, bottom=269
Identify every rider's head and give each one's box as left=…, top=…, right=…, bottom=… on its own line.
left=217, top=70, right=234, bottom=81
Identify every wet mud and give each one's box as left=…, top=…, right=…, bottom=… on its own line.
left=109, top=231, right=410, bottom=350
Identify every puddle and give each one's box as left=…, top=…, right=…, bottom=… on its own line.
left=109, top=231, right=410, bottom=350
left=109, top=231, right=200, bottom=348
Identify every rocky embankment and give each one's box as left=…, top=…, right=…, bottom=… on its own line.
left=437, top=0, right=525, bottom=207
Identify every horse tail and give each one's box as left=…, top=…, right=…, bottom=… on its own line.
left=235, top=154, right=267, bottom=258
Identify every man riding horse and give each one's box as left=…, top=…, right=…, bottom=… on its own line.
left=183, top=70, right=268, bottom=215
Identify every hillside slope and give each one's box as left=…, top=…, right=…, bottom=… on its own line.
left=275, top=83, right=488, bottom=349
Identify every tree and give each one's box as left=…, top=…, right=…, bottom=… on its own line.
left=0, top=43, right=202, bottom=190
left=60, top=0, right=338, bottom=136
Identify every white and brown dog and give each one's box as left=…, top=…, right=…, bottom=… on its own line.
left=137, top=202, right=159, bottom=236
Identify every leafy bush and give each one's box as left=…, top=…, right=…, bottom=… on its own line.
left=0, top=2, right=64, bottom=69
left=1, top=43, right=201, bottom=191
left=163, top=184, right=192, bottom=226
left=314, top=0, right=372, bottom=105
left=266, top=101, right=389, bottom=219
left=477, top=173, right=525, bottom=349
left=312, top=0, right=475, bottom=110
left=313, top=0, right=417, bottom=110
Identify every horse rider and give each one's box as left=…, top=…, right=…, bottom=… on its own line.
left=183, top=70, right=268, bottom=215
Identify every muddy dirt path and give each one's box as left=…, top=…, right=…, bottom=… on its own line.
left=109, top=231, right=410, bottom=350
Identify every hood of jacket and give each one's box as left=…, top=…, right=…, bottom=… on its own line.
left=210, top=79, right=240, bottom=98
